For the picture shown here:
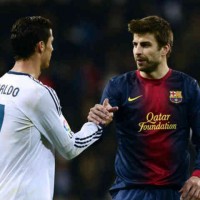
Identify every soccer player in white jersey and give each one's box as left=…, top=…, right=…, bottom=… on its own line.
left=0, top=16, right=117, bottom=200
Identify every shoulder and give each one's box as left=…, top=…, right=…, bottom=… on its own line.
left=171, top=70, right=198, bottom=85
left=108, top=71, right=136, bottom=86
left=22, top=75, right=57, bottom=99
left=2, top=71, right=55, bottom=96
left=171, top=70, right=200, bottom=100
left=16, top=74, right=61, bottom=113
left=28, top=77, right=61, bottom=112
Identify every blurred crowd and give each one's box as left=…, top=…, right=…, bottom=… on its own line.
left=0, top=0, right=200, bottom=199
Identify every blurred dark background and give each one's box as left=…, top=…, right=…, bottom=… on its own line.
left=0, top=0, right=199, bottom=199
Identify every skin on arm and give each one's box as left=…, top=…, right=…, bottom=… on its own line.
left=87, top=98, right=118, bottom=126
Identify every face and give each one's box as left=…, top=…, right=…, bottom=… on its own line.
left=41, top=29, right=54, bottom=69
left=133, top=33, right=164, bottom=73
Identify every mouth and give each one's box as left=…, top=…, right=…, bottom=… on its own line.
left=136, top=59, right=146, bottom=65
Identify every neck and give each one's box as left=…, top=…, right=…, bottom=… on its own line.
left=11, top=56, right=41, bottom=79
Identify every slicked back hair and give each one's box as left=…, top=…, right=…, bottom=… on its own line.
left=128, top=16, right=173, bottom=57
left=11, top=16, right=52, bottom=60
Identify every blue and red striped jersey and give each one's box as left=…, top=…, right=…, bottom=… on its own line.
left=101, top=69, right=200, bottom=190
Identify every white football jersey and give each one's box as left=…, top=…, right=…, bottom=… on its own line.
left=0, top=71, right=102, bottom=200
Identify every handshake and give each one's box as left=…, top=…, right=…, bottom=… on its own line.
left=87, top=98, right=118, bottom=126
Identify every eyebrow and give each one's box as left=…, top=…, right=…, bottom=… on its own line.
left=132, top=41, right=152, bottom=45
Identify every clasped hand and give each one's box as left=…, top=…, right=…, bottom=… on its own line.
left=87, top=98, right=118, bottom=126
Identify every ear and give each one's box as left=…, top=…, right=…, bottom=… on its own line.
left=36, top=41, right=45, bottom=53
left=161, top=44, right=171, bottom=56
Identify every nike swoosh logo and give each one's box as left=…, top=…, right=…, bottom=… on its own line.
left=128, top=95, right=143, bottom=102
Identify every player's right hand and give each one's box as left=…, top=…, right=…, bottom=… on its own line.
left=87, top=98, right=118, bottom=126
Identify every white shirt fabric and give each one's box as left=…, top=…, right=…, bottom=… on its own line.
left=0, top=71, right=102, bottom=200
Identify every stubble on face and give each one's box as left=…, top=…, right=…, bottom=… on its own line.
left=136, top=58, right=160, bottom=73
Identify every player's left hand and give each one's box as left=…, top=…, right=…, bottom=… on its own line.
left=180, top=176, right=200, bottom=200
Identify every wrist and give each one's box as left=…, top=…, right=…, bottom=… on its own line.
left=192, top=169, right=200, bottom=177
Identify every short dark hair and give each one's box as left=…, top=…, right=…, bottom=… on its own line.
left=11, top=16, right=52, bottom=60
left=128, top=16, right=173, bottom=56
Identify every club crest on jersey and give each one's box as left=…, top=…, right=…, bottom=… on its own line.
left=169, top=91, right=183, bottom=103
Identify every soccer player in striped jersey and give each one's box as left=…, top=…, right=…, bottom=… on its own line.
left=0, top=16, right=117, bottom=200
left=88, top=16, right=200, bottom=200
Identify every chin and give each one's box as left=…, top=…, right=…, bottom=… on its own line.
left=138, top=66, right=156, bottom=73
left=137, top=66, right=146, bottom=71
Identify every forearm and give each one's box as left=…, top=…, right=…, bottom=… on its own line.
left=49, top=122, right=102, bottom=160
left=62, top=122, right=102, bottom=159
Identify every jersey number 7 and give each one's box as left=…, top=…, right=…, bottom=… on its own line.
left=0, top=104, right=5, bottom=131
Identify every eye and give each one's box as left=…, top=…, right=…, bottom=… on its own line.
left=141, top=42, right=151, bottom=48
left=132, top=42, right=137, bottom=47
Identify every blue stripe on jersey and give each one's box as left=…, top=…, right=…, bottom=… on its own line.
left=44, top=87, right=61, bottom=115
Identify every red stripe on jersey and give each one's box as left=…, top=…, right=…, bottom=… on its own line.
left=136, top=69, right=175, bottom=185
